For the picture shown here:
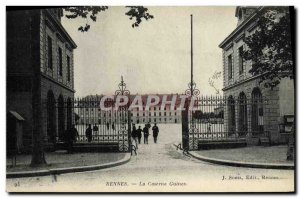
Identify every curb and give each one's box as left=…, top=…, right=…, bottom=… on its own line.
left=172, top=144, right=294, bottom=170
left=188, top=151, right=294, bottom=170
left=6, top=153, right=131, bottom=178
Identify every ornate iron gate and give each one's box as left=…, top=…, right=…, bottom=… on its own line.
left=182, top=95, right=270, bottom=151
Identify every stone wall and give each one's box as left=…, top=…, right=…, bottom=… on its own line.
left=40, top=77, right=74, bottom=140
left=223, top=77, right=291, bottom=144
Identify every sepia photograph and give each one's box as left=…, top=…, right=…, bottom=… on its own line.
left=5, top=4, right=295, bottom=193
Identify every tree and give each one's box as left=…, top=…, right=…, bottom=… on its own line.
left=208, top=71, right=222, bottom=95
left=64, top=6, right=154, bottom=32
left=243, top=7, right=294, bottom=88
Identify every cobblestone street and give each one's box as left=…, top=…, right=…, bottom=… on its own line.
left=6, top=124, right=294, bottom=192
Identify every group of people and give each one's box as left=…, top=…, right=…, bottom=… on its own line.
left=131, top=122, right=160, bottom=149
left=65, top=122, right=160, bottom=153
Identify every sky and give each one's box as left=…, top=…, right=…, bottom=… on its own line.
left=61, top=6, right=237, bottom=97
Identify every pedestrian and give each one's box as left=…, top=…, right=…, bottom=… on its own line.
left=136, top=126, right=142, bottom=144
left=207, top=123, right=211, bottom=133
left=106, top=122, right=110, bottom=130
left=143, top=124, right=149, bottom=144
left=152, top=123, right=159, bottom=143
left=112, top=122, right=115, bottom=131
left=85, top=124, right=92, bottom=142
left=93, top=124, right=98, bottom=136
left=131, top=124, right=138, bottom=149
left=67, top=124, right=79, bottom=153
left=146, top=122, right=151, bottom=129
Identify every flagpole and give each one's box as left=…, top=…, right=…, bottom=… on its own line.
left=191, top=14, right=193, bottom=97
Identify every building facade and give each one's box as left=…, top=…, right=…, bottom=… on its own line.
left=75, top=94, right=183, bottom=126
left=219, top=6, right=294, bottom=144
left=7, top=8, right=77, bottom=151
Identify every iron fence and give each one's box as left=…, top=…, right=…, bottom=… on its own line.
left=43, top=97, right=131, bottom=152
left=185, top=95, right=271, bottom=150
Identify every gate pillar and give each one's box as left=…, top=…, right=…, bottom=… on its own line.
left=181, top=99, right=190, bottom=151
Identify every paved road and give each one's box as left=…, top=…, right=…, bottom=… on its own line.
left=6, top=124, right=294, bottom=192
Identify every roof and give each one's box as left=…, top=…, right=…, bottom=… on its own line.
left=9, top=111, right=25, bottom=121
left=219, top=7, right=263, bottom=49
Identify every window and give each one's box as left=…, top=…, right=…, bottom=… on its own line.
left=228, top=55, right=233, bottom=80
left=67, top=56, right=71, bottom=81
left=58, top=47, right=62, bottom=76
left=239, top=47, right=244, bottom=75
left=47, top=36, right=53, bottom=69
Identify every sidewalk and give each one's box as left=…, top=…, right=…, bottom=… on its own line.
left=188, top=145, right=294, bottom=169
left=7, top=151, right=131, bottom=178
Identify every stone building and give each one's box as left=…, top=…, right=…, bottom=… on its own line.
left=219, top=6, right=294, bottom=144
left=75, top=94, right=182, bottom=126
left=130, top=94, right=182, bottom=124
left=7, top=8, right=77, bottom=151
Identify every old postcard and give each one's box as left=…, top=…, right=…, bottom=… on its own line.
left=6, top=6, right=295, bottom=193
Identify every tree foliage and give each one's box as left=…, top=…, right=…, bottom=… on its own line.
left=243, top=7, right=294, bottom=88
left=64, top=6, right=154, bottom=32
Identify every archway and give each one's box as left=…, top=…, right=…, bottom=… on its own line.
left=238, top=92, right=248, bottom=136
left=57, top=94, right=65, bottom=141
left=47, top=90, right=56, bottom=144
left=227, top=95, right=236, bottom=136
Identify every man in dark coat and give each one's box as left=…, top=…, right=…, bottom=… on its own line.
left=146, top=122, right=151, bottom=129
left=106, top=122, right=110, bottom=130
left=136, top=126, right=143, bottom=144
left=67, top=124, right=79, bottom=153
left=143, top=125, right=149, bottom=144
left=152, top=123, right=159, bottom=143
left=85, top=124, right=92, bottom=142
left=131, top=124, right=138, bottom=149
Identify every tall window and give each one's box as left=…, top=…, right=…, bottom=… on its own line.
left=228, top=55, right=233, bottom=80
left=67, top=56, right=71, bottom=81
left=58, top=47, right=62, bottom=76
left=47, top=36, right=53, bottom=69
left=239, top=47, right=244, bottom=75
